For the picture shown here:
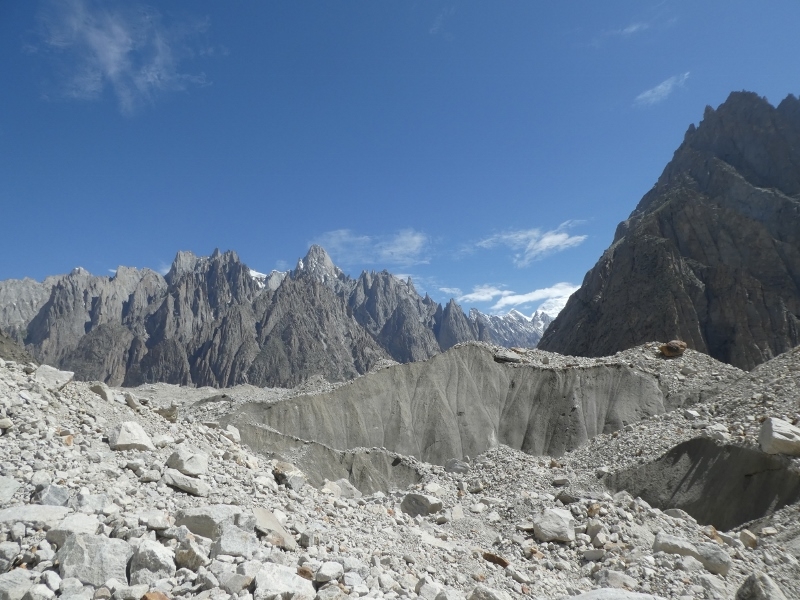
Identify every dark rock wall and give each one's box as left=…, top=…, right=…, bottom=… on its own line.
left=540, top=92, right=800, bottom=370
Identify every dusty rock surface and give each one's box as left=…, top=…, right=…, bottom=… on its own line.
left=0, top=342, right=798, bottom=600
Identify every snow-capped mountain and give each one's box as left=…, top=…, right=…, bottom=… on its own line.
left=468, top=308, right=554, bottom=348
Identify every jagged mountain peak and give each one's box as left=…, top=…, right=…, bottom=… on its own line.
left=293, top=244, right=344, bottom=285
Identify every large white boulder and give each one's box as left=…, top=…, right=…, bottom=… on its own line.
left=107, top=422, right=155, bottom=451
left=33, top=365, right=73, bottom=390
left=759, top=417, right=800, bottom=455
left=253, top=563, right=314, bottom=600
left=56, top=534, right=133, bottom=587
left=129, top=540, right=176, bottom=585
left=532, top=508, right=575, bottom=543
left=166, top=444, right=209, bottom=476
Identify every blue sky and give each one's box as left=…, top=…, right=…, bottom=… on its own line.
left=2, top=1, right=799, bottom=316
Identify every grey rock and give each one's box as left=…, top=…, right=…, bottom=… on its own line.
left=46, top=514, right=101, bottom=548
left=166, top=444, right=209, bottom=476
left=162, top=468, right=210, bottom=497
left=33, top=365, right=73, bottom=390
left=110, top=584, right=148, bottom=600
left=444, top=459, right=470, bottom=474
left=400, top=493, right=442, bottom=517
left=466, top=584, right=513, bottom=600
left=20, top=584, right=54, bottom=600
left=174, top=539, right=210, bottom=571
left=129, top=540, right=176, bottom=585
left=253, top=562, right=314, bottom=600
left=0, top=570, right=33, bottom=600
left=56, top=534, right=133, bottom=587
left=33, top=485, right=70, bottom=507
left=210, top=522, right=259, bottom=559
left=89, top=383, right=114, bottom=402
left=735, top=571, right=789, bottom=600
left=107, top=422, right=155, bottom=451
left=315, top=561, right=344, bottom=583
left=567, top=591, right=667, bottom=600
left=252, top=507, right=296, bottom=550
left=652, top=533, right=731, bottom=576
left=0, top=505, right=71, bottom=530
left=0, top=478, right=20, bottom=505
left=174, top=505, right=242, bottom=540
left=759, top=417, right=800, bottom=455
left=533, top=508, right=575, bottom=543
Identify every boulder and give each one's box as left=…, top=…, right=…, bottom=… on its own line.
left=129, top=540, right=176, bottom=585
left=33, top=365, right=73, bottom=390
left=174, top=539, right=210, bottom=571
left=210, top=522, right=259, bottom=559
left=0, top=505, right=70, bottom=530
left=166, top=444, right=209, bottom=476
left=759, top=417, right=800, bottom=455
left=444, top=459, right=470, bottom=474
left=466, top=584, right=513, bottom=600
left=175, top=505, right=242, bottom=540
left=46, top=514, right=101, bottom=548
left=56, top=534, right=133, bottom=587
left=162, top=468, right=210, bottom=497
left=89, top=383, right=114, bottom=402
left=653, top=533, right=731, bottom=576
left=532, top=508, right=575, bottom=542
left=21, top=584, right=54, bottom=600
left=735, top=571, right=788, bottom=600
left=33, top=485, right=70, bottom=507
left=252, top=507, right=296, bottom=550
left=0, top=477, right=20, bottom=505
left=659, top=340, right=687, bottom=357
left=272, top=462, right=306, bottom=490
left=315, top=561, right=344, bottom=583
left=253, top=563, right=315, bottom=600
left=107, top=422, right=155, bottom=451
left=400, top=493, right=443, bottom=517
left=0, top=570, right=33, bottom=600
left=567, top=591, right=667, bottom=600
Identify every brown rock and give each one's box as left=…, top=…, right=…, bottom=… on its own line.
left=142, top=593, right=171, bottom=600
left=660, top=340, right=687, bottom=357
left=482, top=552, right=510, bottom=568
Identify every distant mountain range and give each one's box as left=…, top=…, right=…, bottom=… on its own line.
left=540, top=91, right=800, bottom=369
left=0, top=246, right=553, bottom=387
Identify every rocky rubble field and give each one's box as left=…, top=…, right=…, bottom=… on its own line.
left=0, top=343, right=799, bottom=600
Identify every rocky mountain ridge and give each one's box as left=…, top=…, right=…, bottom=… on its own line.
left=0, top=247, right=550, bottom=388
left=539, top=91, right=800, bottom=370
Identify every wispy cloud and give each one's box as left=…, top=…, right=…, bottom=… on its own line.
left=438, top=287, right=462, bottom=297
left=472, top=222, right=587, bottom=267
left=312, top=229, right=432, bottom=268
left=156, top=261, right=171, bottom=276
left=456, top=282, right=578, bottom=316
left=429, top=6, right=456, bottom=37
left=37, top=0, right=210, bottom=115
left=634, top=72, right=690, bottom=106
left=490, top=283, right=579, bottom=313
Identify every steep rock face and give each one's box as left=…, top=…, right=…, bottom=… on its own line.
left=539, top=92, right=800, bottom=369
left=226, top=344, right=665, bottom=464
left=348, top=271, right=441, bottom=363
left=247, top=268, right=387, bottom=388
left=469, top=309, right=553, bottom=348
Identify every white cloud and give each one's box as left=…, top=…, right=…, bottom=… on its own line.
left=635, top=72, right=690, bottom=106
left=438, top=287, right=462, bottom=297
left=457, top=285, right=507, bottom=303
left=475, top=222, right=587, bottom=267
left=619, top=22, right=649, bottom=35
left=311, top=229, right=431, bottom=268
left=490, top=282, right=579, bottom=313
left=38, top=0, right=209, bottom=115
left=157, top=262, right=171, bottom=276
